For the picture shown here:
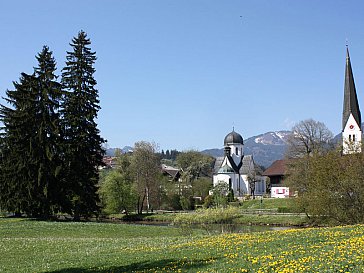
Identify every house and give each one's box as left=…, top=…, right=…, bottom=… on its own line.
left=212, top=130, right=266, bottom=198
left=161, top=164, right=181, bottom=182
left=262, top=159, right=290, bottom=198
left=101, top=156, right=118, bottom=169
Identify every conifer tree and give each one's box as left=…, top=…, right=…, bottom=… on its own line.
left=31, top=46, right=63, bottom=217
left=0, top=46, right=63, bottom=217
left=0, top=73, right=39, bottom=215
left=61, top=31, right=105, bottom=220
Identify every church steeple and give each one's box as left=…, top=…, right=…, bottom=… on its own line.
left=342, top=46, right=361, bottom=131
left=342, top=46, right=362, bottom=154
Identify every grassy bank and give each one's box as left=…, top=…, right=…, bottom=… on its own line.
left=114, top=198, right=307, bottom=227
left=172, top=207, right=307, bottom=233
left=1, top=219, right=364, bottom=272
left=239, top=197, right=297, bottom=211
left=110, top=210, right=307, bottom=227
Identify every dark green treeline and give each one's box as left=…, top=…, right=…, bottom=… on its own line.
left=0, top=31, right=105, bottom=219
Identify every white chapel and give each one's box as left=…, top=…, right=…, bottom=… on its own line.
left=212, top=130, right=266, bottom=198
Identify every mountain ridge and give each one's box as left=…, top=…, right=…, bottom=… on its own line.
left=202, top=131, right=291, bottom=168
left=106, top=129, right=346, bottom=169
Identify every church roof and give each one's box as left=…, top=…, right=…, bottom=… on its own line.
left=343, top=47, right=361, bottom=131
left=240, top=155, right=253, bottom=174
left=217, top=164, right=235, bottom=174
left=224, top=130, right=244, bottom=145
left=213, top=157, right=224, bottom=174
left=213, top=155, right=257, bottom=175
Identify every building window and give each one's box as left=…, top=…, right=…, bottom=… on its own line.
left=349, top=135, right=352, bottom=142
left=236, top=147, right=239, bottom=155
left=353, top=135, right=356, bottom=141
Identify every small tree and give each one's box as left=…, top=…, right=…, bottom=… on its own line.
left=176, top=150, right=214, bottom=205
left=192, top=177, right=212, bottom=202
left=179, top=196, right=191, bottom=211
left=131, top=141, right=160, bottom=214
left=286, top=148, right=364, bottom=225
left=176, top=150, right=214, bottom=180
left=98, top=170, right=137, bottom=215
left=248, top=173, right=257, bottom=199
left=211, top=182, right=229, bottom=208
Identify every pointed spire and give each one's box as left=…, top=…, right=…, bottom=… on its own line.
left=342, top=46, right=361, bottom=131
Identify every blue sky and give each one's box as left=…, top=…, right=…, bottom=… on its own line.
left=1, top=1, right=364, bottom=151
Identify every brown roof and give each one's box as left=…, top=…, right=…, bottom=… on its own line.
left=262, top=159, right=287, bottom=176
left=161, top=164, right=181, bottom=180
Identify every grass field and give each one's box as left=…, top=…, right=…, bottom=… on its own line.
left=239, top=197, right=296, bottom=210
left=1, top=218, right=364, bottom=272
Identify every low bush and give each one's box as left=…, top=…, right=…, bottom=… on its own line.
left=228, top=201, right=241, bottom=207
left=173, top=206, right=241, bottom=234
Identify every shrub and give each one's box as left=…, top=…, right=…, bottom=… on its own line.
left=170, top=194, right=182, bottom=210
left=203, top=195, right=213, bottom=208
left=173, top=206, right=241, bottom=234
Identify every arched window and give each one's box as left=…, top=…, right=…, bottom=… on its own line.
left=236, top=147, right=239, bottom=155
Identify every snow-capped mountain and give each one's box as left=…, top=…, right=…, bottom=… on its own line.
left=105, top=132, right=293, bottom=168
left=105, top=146, right=133, bottom=156
left=202, top=131, right=292, bottom=168
left=252, top=131, right=291, bottom=145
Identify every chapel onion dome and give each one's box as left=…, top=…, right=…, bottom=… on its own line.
left=224, top=130, right=244, bottom=146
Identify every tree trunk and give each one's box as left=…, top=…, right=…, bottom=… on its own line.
left=146, top=187, right=150, bottom=213
left=138, top=193, right=146, bottom=215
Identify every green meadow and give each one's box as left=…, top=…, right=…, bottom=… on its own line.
left=1, top=218, right=364, bottom=272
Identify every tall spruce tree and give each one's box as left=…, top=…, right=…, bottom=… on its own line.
left=0, top=73, right=39, bottom=215
left=31, top=46, right=63, bottom=217
left=0, top=46, right=63, bottom=217
left=61, top=31, right=105, bottom=220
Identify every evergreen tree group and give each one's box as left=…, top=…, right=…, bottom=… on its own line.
left=160, top=149, right=180, bottom=160
left=0, top=31, right=104, bottom=219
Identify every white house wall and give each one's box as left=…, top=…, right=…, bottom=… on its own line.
left=271, top=187, right=290, bottom=198
left=254, top=176, right=266, bottom=195
left=213, top=174, right=231, bottom=188
left=213, top=174, right=266, bottom=197
left=238, top=175, right=248, bottom=195
left=213, top=173, right=249, bottom=197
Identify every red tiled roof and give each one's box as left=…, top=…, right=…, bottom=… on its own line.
left=262, top=159, right=287, bottom=176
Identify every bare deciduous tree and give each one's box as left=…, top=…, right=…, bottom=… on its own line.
left=286, top=119, right=334, bottom=158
